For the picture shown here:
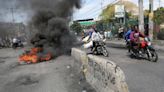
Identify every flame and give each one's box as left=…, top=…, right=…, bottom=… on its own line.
left=19, top=47, right=52, bottom=64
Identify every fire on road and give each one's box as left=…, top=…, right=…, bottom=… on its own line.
left=0, top=48, right=95, bottom=92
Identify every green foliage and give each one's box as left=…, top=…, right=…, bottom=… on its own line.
left=100, top=0, right=138, bottom=21
left=70, top=22, right=82, bottom=34
left=154, top=7, right=164, bottom=25
left=144, top=10, right=149, bottom=17
left=100, top=4, right=115, bottom=21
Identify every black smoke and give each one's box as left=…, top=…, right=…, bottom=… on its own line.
left=16, top=0, right=81, bottom=57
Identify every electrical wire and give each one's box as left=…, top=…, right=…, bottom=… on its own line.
left=76, top=0, right=117, bottom=19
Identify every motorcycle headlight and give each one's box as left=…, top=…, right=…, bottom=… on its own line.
left=148, top=42, right=151, bottom=46
left=103, top=39, right=106, bottom=42
left=128, top=39, right=131, bottom=42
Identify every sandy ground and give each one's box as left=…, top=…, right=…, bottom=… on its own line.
left=0, top=48, right=95, bottom=92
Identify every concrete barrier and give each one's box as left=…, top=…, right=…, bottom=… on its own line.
left=71, top=48, right=129, bottom=92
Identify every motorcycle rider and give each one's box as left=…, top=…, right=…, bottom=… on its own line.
left=91, top=28, right=103, bottom=48
left=125, top=26, right=132, bottom=41
left=12, top=37, right=18, bottom=48
left=124, top=26, right=134, bottom=52
left=130, top=25, right=145, bottom=55
left=83, top=26, right=103, bottom=49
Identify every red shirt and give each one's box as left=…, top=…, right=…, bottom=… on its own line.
left=130, top=31, right=145, bottom=42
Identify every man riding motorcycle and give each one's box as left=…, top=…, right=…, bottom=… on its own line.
left=12, top=37, right=18, bottom=47
left=12, top=37, right=24, bottom=49
left=130, top=26, right=145, bottom=55
left=82, top=27, right=108, bottom=56
left=83, top=27, right=103, bottom=48
left=125, top=26, right=133, bottom=41
left=124, top=26, right=133, bottom=52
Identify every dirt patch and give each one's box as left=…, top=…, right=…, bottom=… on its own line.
left=8, top=62, right=20, bottom=69
left=16, top=75, right=39, bottom=86
left=0, top=60, right=5, bottom=63
left=5, top=74, right=39, bottom=87
left=0, top=56, right=12, bottom=59
left=1, top=74, right=39, bottom=92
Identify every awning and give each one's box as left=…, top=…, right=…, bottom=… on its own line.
left=79, top=21, right=96, bottom=26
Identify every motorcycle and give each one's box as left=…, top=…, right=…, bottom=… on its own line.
left=130, top=37, right=158, bottom=62
left=91, top=40, right=109, bottom=57
left=12, top=41, right=24, bottom=49
left=82, top=36, right=109, bottom=57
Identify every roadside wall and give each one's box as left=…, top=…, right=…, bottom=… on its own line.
left=71, top=48, right=129, bottom=92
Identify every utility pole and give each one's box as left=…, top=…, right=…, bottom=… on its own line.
left=159, top=0, right=161, bottom=8
left=101, top=0, right=103, bottom=10
left=10, top=8, right=15, bottom=23
left=138, top=0, right=145, bottom=32
left=149, top=0, right=154, bottom=40
left=101, top=0, right=104, bottom=30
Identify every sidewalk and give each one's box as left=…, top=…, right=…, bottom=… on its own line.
left=106, top=39, right=164, bottom=52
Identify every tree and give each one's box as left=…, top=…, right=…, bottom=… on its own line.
left=70, top=22, right=82, bottom=34
left=100, top=4, right=115, bottom=22
left=154, top=7, right=164, bottom=25
left=100, top=0, right=138, bottom=21
left=154, top=7, right=164, bottom=40
left=144, top=10, right=149, bottom=17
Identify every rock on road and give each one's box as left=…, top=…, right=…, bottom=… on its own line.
left=105, top=47, right=164, bottom=92
left=0, top=48, right=95, bottom=92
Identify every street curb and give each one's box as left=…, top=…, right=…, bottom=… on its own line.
left=71, top=48, right=129, bottom=92
left=106, top=41, right=126, bottom=49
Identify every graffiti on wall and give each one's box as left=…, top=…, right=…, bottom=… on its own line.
left=87, top=58, right=118, bottom=89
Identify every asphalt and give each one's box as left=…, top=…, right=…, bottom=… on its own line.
left=104, top=47, right=164, bottom=92
left=2, top=42, right=164, bottom=92
left=106, top=40, right=164, bottom=52
left=0, top=48, right=95, bottom=92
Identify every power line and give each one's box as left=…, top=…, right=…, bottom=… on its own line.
left=80, top=1, right=112, bottom=16
left=85, top=9, right=102, bottom=18
left=79, top=0, right=116, bottom=19
left=78, top=3, right=101, bottom=17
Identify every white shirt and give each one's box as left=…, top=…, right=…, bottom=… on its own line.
left=91, top=32, right=103, bottom=41
left=13, top=38, right=18, bottom=43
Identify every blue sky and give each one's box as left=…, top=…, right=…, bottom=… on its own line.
left=73, top=0, right=164, bottom=20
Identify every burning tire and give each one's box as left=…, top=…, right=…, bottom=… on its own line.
left=19, top=48, right=52, bottom=64
left=31, top=55, right=39, bottom=63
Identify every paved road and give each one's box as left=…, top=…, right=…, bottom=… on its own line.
left=105, top=47, right=164, bottom=92
left=0, top=48, right=95, bottom=92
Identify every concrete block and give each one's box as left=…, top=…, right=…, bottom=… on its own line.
left=71, top=48, right=129, bottom=92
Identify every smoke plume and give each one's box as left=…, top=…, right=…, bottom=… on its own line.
left=16, top=0, right=81, bottom=57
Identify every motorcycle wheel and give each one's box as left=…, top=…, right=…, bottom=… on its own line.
left=91, top=47, right=97, bottom=55
left=20, top=44, right=24, bottom=48
left=102, top=46, right=109, bottom=57
left=12, top=44, right=16, bottom=49
left=147, top=50, right=158, bottom=62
